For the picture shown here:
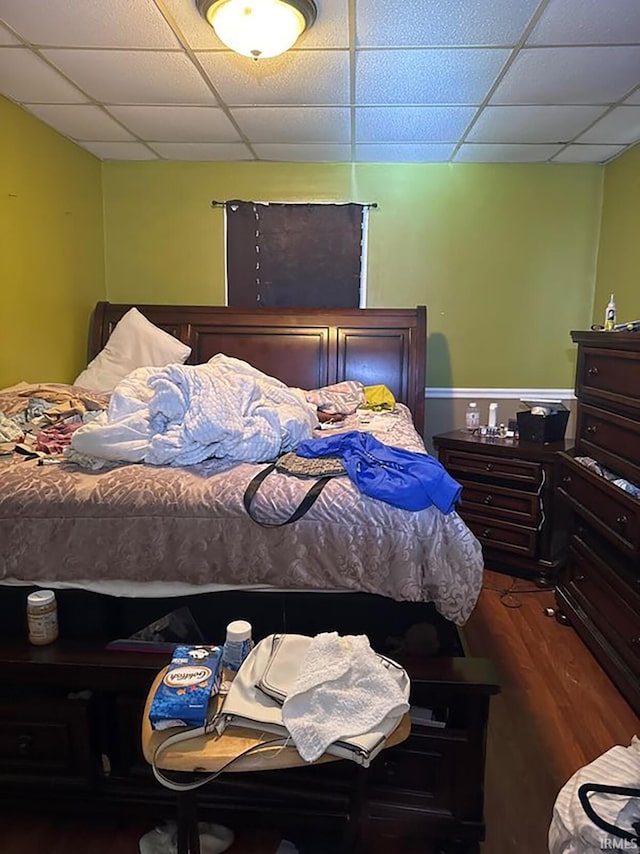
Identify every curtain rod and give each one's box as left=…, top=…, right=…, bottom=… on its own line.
left=210, top=199, right=378, bottom=209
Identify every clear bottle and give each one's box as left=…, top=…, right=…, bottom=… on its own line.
left=221, top=620, right=253, bottom=682
left=604, top=293, right=616, bottom=332
left=465, top=402, right=480, bottom=432
left=27, top=589, right=58, bottom=645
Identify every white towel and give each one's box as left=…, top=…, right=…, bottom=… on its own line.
left=281, top=632, right=409, bottom=762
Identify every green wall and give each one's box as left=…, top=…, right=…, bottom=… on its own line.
left=0, top=97, right=105, bottom=388
left=594, top=144, right=640, bottom=325
left=103, top=161, right=602, bottom=388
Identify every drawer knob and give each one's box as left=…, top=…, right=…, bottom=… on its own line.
left=585, top=425, right=597, bottom=434
left=616, top=514, right=628, bottom=528
left=483, top=495, right=493, bottom=505
left=631, top=636, right=640, bottom=645
left=485, top=463, right=494, bottom=472
left=587, top=366, right=599, bottom=377
left=575, top=574, right=585, bottom=582
left=17, top=735, right=33, bottom=755
left=562, top=475, right=572, bottom=484
left=482, top=528, right=491, bottom=538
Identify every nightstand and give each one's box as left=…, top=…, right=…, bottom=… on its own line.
left=433, top=431, right=573, bottom=583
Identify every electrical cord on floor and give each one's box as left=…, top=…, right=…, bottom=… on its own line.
left=483, top=576, right=551, bottom=608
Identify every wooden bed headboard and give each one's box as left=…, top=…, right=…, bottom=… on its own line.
left=90, top=303, right=427, bottom=434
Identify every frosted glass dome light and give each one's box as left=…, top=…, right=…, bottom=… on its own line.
left=197, top=0, right=317, bottom=60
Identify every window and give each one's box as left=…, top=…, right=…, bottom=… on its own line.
left=225, top=202, right=367, bottom=308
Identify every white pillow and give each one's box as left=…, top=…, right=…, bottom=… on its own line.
left=74, top=307, right=191, bottom=392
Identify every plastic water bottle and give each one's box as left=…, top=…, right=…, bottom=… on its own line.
left=221, top=620, right=253, bottom=681
left=465, top=402, right=479, bottom=432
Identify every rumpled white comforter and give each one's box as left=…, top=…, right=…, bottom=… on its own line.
left=71, top=355, right=318, bottom=466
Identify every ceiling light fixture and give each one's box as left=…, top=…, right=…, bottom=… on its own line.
left=196, top=0, right=317, bottom=60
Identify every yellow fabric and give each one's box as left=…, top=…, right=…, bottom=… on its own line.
left=363, top=385, right=396, bottom=411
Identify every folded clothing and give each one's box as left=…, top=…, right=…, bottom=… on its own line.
left=281, top=632, right=409, bottom=763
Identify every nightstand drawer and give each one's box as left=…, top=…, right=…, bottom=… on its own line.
left=558, top=455, right=639, bottom=558
left=578, top=404, right=640, bottom=486
left=440, top=449, right=542, bottom=488
left=463, top=514, right=538, bottom=557
left=459, top=479, right=540, bottom=525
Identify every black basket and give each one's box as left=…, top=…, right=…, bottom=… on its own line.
left=516, top=409, right=569, bottom=443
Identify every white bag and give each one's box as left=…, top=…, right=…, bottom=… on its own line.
left=152, top=633, right=410, bottom=791
left=217, top=633, right=411, bottom=767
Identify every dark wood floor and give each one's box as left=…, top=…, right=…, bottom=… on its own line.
left=3, top=571, right=638, bottom=854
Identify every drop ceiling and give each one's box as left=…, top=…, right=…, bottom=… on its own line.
left=1, top=0, right=639, bottom=163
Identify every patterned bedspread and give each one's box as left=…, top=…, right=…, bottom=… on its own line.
left=0, top=385, right=483, bottom=624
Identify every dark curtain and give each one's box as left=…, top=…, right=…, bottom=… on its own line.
left=226, top=202, right=363, bottom=308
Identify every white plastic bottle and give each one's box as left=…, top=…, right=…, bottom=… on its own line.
left=604, top=293, right=616, bottom=331
left=465, top=402, right=479, bottom=432
left=488, top=402, right=498, bottom=430
left=221, top=620, right=253, bottom=682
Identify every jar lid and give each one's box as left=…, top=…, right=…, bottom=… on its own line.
left=28, top=589, right=55, bottom=607
left=226, top=620, right=252, bottom=641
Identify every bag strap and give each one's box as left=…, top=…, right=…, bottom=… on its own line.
left=243, top=464, right=332, bottom=527
left=152, top=720, right=290, bottom=792
left=578, top=783, right=640, bottom=843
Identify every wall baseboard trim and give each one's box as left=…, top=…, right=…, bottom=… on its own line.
left=425, top=387, right=575, bottom=400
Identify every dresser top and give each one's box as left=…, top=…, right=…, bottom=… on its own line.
left=571, top=330, right=640, bottom=350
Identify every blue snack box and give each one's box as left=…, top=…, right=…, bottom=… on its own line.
left=149, top=645, right=223, bottom=730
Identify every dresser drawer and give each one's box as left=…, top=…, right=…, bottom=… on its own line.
left=557, top=455, right=640, bottom=558
left=462, top=513, right=537, bottom=558
left=459, top=479, right=540, bottom=525
left=0, top=697, right=95, bottom=786
left=577, top=403, right=640, bottom=486
left=567, top=536, right=640, bottom=668
left=577, top=346, right=640, bottom=415
left=367, top=727, right=465, bottom=812
left=439, top=449, right=542, bottom=488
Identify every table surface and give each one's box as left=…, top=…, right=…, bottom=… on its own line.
left=142, top=667, right=411, bottom=773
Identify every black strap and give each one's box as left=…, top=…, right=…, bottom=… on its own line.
left=578, top=783, right=640, bottom=843
left=243, top=464, right=332, bottom=527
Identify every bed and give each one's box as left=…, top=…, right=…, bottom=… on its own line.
left=0, top=303, right=497, bottom=853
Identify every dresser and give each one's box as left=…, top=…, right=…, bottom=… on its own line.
left=555, top=331, right=640, bottom=715
left=433, top=431, right=571, bottom=584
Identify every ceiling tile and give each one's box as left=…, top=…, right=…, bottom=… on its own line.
left=231, top=107, right=350, bottom=143
left=528, top=0, right=640, bottom=46
left=0, top=24, right=20, bottom=45
left=490, top=47, right=640, bottom=104
left=42, top=49, right=216, bottom=105
left=356, top=48, right=509, bottom=105
left=578, top=106, right=640, bottom=143
left=0, top=0, right=179, bottom=48
left=552, top=144, right=627, bottom=163
left=197, top=50, right=349, bottom=106
left=24, top=104, right=135, bottom=140
left=163, top=0, right=349, bottom=50
left=79, top=141, right=158, bottom=160
left=107, top=105, right=240, bottom=142
left=455, top=143, right=563, bottom=161
left=355, top=143, right=455, bottom=161
left=356, top=106, right=475, bottom=142
left=625, top=89, right=640, bottom=105
left=253, top=144, right=352, bottom=161
left=0, top=47, right=88, bottom=103
left=356, top=0, right=539, bottom=47
left=149, top=142, right=253, bottom=160
left=467, top=105, right=605, bottom=142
